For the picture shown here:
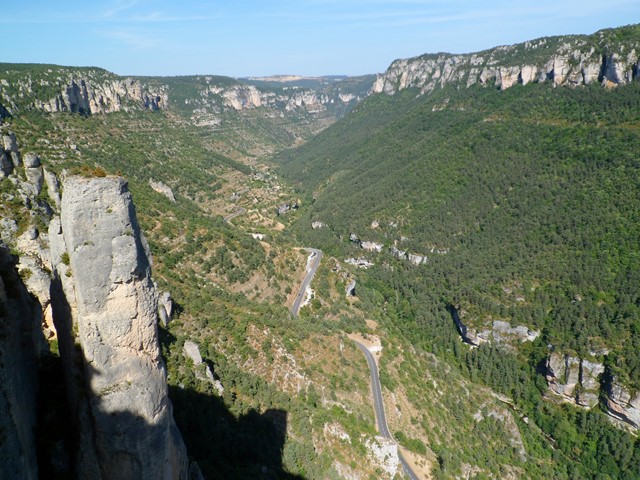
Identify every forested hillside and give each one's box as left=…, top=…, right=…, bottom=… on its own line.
left=276, top=33, right=640, bottom=479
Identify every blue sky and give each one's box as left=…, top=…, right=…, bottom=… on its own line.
left=2, top=0, right=639, bottom=77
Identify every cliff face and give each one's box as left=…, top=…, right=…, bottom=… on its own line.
left=175, top=75, right=373, bottom=128
left=39, top=78, right=167, bottom=114
left=0, top=66, right=167, bottom=115
left=0, top=124, right=191, bottom=477
left=372, top=26, right=640, bottom=96
left=0, top=247, right=44, bottom=480
left=50, top=175, right=188, bottom=479
left=545, top=353, right=604, bottom=408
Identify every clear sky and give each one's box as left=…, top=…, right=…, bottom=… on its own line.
left=2, top=1, right=639, bottom=77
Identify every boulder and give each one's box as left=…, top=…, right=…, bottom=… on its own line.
left=149, top=179, right=176, bottom=203
left=23, top=152, right=41, bottom=168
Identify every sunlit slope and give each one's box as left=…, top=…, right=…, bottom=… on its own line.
left=276, top=81, right=640, bottom=388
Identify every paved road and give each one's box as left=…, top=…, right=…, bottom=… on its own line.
left=223, top=207, right=246, bottom=225
left=352, top=340, right=421, bottom=480
left=290, top=248, right=322, bottom=316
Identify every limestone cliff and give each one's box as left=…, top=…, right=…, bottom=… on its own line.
left=545, top=353, right=604, bottom=408
left=0, top=66, right=167, bottom=115
left=606, top=380, right=640, bottom=430
left=50, top=175, right=188, bottom=479
left=179, top=75, right=373, bottom=127
left=0, top=247, right=44, bottom=480
left=373, top=25, right=640, bottom=96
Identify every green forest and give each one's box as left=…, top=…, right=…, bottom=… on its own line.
left=276, top=80, right=640, bottom=478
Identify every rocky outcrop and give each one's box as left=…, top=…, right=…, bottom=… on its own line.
left=22, top=153, right=44, bottom=197
left=361, top=241, right=383, bottom=252
left=189, top=76, right=370, bottom=116
left=0, top=130, right=193, bottom=475
left=183, top=340, right=224, bottom=395
left=158, top=290, right=173, bottom=327
left=450, top=305, right=540, bottom=347
left=52, top=175, right=188, bottom=479
left=43, top=168, right=61, bottom=209
left=0, top=246, right=44, bottom=480
left=372, top=27, right=640, bottom=96
left=0, top=131, right=20, bottom=177
left=390, top=246, right=428, bottom=265
left=345, top=257, right=374, bottom=269
left=41, top=78, right=166, bottom=114
left=277, top=201, right=298, bottom=215
left=3, top=131, right=20, bottom=167
left=345, top=279, right=356, bottom=297
left=545, top=353, right=604, bottom=408
left=149, top=179, right=176, bottom=203
left=365, top=436, right=399, bottom=479
left=606, top=380, right=640, bottom=429
left=0, top=67, right=167, bottom=115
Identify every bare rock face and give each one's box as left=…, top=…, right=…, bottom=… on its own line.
left=183, top=340, right=224, bottom=395
left=39, top=77, right=168, bottom=115
left=22, top=153, right=44, bottom=197
left=0, top=246, right=43, bottom=480
left=43, top=168, right=61, bottom=210
left=3, top=131, right=21, bottom=167
left=547, top=353, right=581, bottom=399
left=606, top=380, right=640, bottom=429
left=450, top=305, right=540, bottom=348
left=58, top=175, right=188, bottom=479
left=546, top=353, right=604, bottom=408
left=0, top=152, right=11, bottom=176
left=158, top=290, right=173, bottom=327
left=149, top=178, right=176, bottom=203
left=372, top=30, right=640, bottom=97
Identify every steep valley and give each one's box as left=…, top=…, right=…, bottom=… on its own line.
left=2, top=23, right=640, bottom=480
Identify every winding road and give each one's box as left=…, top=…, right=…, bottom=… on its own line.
left=223, top=207, right=246, bottom=225
left=289, top=247, right=421, bottom=478
left=290, top=248, right=322, bottom=317
left=352, top=340, right=421, bottom=480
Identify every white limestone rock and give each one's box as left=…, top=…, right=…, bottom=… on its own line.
left=365, top=436, right=399, bottom=479
left=3, top=132, right=21, bottom=166
left=370, top=33, right=639, bottom=96
left=546, top=353, right=581, bottom=399
left=607, top=380, right=640, bottom=430
left=149, top=179, right=176, bottom=203
left=361, top=241, right=383, bottom=252
left=546, top=353, right=603, bottom=408
left=43, top=168, right=61, bottom=210
left=158, top=290, right=173, bottom=327
left=58, top=175, right=188, bottom=479
left=23, top=152, right=41, bottom=168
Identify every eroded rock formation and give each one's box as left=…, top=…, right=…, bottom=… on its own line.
left=373, top=28, right=640, bottom=96
left=52, top=175, right=188, bottom=479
